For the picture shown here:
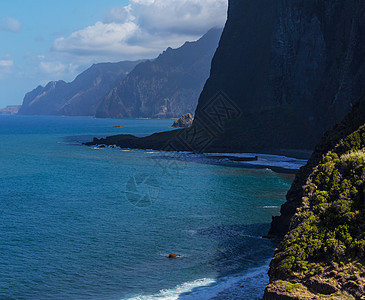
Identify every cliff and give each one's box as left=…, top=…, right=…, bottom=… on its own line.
left=269, top=95, right=365, bottom=238
left=192, top=0, right=365, bottom=153
left=264, top=95, right=365, bottom=299
left=18, top=61, right=140, bottom=116
left=95, top=28, right=222, bottom=119
left=86, top=0, right=365, bottom=154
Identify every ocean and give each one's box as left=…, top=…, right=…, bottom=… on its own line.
left=0, top=115, right=304, bottom=299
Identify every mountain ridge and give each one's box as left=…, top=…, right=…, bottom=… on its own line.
left=95, top=27, right=222, bottom=119
left=19, top=28, right=222, bottom=119
left=18, top=61, right=141, bottom=116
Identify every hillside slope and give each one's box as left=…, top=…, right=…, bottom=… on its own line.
left=264, top=95, right=365, bottom=299
left=269, top=95, right=365, bottom=238
left=95, top=28, right=222, bottom=119
left=18, top=61, right=140, bottom=116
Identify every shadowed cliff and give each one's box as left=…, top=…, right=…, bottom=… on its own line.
left=269, top=95, right=365, bottom=238
left=264, top=94, right=365, bottom=299
left=193, top=0, right=365, bottom=152
left=87, top=0, right=365, bottom=155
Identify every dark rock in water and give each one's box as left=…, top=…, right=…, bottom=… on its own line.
left=230, top=156, right=258, bottom=162
left=95, top=28, right=222, bottom=119
left=86, top=0, right=365, bottom=155
left=172, top=113, right=194, bottom=128
left=207, top=155, right=258, bottom=162
left=168, top=254, right=181, bottom=258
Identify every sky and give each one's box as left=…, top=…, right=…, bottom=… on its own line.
left=0, top=0, right=228, bottom=107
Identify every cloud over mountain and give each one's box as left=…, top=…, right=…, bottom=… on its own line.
left=52, top=0, right=227, bottom=61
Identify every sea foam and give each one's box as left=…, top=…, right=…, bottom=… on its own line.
left=127, top=262, right=270, bottom=300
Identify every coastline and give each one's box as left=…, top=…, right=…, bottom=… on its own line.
left=89, top=144, right=308, bottom=175
left=128, top=260, right=272, bottom=299
left=1, top=115, right=293, bottom=299
left=84, top=129, right=313, bottom=159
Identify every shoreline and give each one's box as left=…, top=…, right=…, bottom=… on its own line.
left=131, top=260, right=272, bottom=299
left=90, top=144, right=307, bottom=175
left=84, top=127, right=314, bottom=161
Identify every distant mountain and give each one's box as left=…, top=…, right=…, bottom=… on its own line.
left=95, top=28, right=223, bottom=119
left=0, top=105, right=21, bottom=115
left=18, top=61, right=141, bottom=116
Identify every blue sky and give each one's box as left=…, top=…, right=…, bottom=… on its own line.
left=0, top=0, right=227, bottom=107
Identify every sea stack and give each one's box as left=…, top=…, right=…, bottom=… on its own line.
left=171, top=113, right=194, bottom=128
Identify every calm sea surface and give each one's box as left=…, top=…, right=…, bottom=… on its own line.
left=0, top=115, right=296, bottom=299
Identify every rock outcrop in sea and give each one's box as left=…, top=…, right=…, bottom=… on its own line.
left=171, top=113, right=194, bottom=128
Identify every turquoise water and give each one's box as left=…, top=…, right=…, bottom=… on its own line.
left=0, top=115, right=294, bottom=299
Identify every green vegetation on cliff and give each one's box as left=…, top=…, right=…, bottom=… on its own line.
left=265, top=126, right=365, bottom=299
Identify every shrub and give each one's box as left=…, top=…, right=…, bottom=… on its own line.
left=275, top=145, right=365, bottom=275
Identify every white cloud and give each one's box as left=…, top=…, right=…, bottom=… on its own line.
left=0, top=59, right=14, bottom=79
left=53, top=21, right=144, bottom=58
left=39, top=61, right=78, bottom=77
left=52, top=0, right=227, bottom=61
left=0, top=60, right=13, bottom=67
left=131, top=0, right=227, bottom=34
left=103, top=5, right=134, bottom=24
left=0, top=17, right=21, bottom=33
left=39, top=61, right=66, bottom=74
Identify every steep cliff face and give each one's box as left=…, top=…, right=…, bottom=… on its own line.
left=95, top=28, right=222, bottom=119
left=193, top=0, right=365, bottom=153
left=18, top=61, right=140, bottom=116
left=87, top=0, right=365, bottom=155
left=269, top=95, right=365, bottom=238
left=264, top=95, right=365, bottom=299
